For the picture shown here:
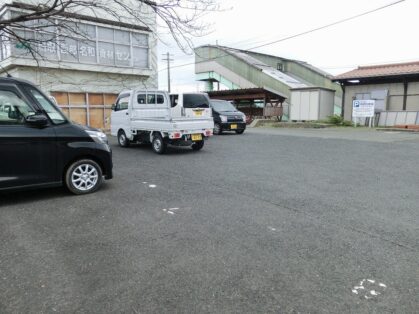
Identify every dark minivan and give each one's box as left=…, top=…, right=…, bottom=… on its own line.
left=0, top=77, right=112, bottom=194
left=210, top=99, right=246, bottom=135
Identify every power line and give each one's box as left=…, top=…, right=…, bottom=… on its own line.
left=248, top=0, right=406, bottom=51
left=160, top=0, right=407, bottom=72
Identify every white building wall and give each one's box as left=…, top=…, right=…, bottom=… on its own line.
left=12, top=66, right=157, bottom=94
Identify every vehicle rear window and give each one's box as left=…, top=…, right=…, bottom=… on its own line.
left=183, top=94, right=209, bottom=108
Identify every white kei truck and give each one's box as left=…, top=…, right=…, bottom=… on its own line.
left=110, top=90, right=214, bottom=154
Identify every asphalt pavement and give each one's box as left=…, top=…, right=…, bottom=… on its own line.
left=0, top=127, right=418, bottom=313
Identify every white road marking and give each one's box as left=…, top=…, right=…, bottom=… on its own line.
left=268, top=227, right=276, bottom=231
left=162, top=209, right=167, bottom=212
left=167, top=211, right=175, bottom=215
left=149, top=184, right=157, bottom=188
left=142, top=182, right=147, bottom=184
left=352, top=279, right=387, bottom=299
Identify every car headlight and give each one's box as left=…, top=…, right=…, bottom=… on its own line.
left=86, top=130, right=108, bottom=144
left=242, top=114, right=246, bottom=122
left=220, top=115, right=228, bottom=123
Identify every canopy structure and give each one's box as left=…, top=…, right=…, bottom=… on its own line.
left=207, top=87, right=287, bottom=120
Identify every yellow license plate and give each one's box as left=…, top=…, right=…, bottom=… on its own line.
left=191, top=134, right=202, bottom=141
left=231, top=124, right=237, bottom=129
left=194, top=111, right=203, bottom=116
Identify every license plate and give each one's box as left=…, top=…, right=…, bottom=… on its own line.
left=231, top=124, right=237, bottom=129
left=191, top=134, right=202, bottom=141
left=194, top=110, right=203, bottom=116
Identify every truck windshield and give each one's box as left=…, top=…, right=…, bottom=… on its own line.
left=211, top=100, right=237, bottom=112
left=183, top=94, right=209, bottom=108
left=28, top=87, right=67, bottom=124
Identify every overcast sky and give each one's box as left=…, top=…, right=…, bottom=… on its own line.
left=157, top=0, right=417, bottom=92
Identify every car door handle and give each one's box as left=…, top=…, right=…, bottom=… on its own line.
left=125, top=112, right=129, bottom=115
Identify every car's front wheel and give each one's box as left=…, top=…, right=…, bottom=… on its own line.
left=235, top=129, right=245, bottom=134
left=214, top=123, right=222, bottom=135
left=65, top=159, right=103, bottom=195
left=118, top=130, right=130, bottom=147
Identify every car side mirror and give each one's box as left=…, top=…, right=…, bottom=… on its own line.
left=111, top=104, right=116, bottom=110
left=25, top=113, right=49, bottom=127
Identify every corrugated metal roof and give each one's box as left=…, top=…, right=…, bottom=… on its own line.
left=333, top=61, right=419, bottom=80
left=221, top=47, right=308, bottom=89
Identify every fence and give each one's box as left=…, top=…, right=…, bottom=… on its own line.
left=51, top=92, right=118, bottom=131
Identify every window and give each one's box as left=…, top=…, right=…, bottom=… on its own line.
left=6, top=9, right=150, bottom=69
left=183, top=94, right=209, bottom=108
left=28, top=88, right=67, bottom=124
left=170, top=95, right=178, bottom=108
left=147, top=94, right=155, bottom=104
left=0, top=90, right=35, bottom=125
left=137, top=94, right=146, bottom=105
left=157, top=94, right=165, bottom=104
left=135, top=94, right=164, bottom=105
left=116, top=95, right=130, bottom=110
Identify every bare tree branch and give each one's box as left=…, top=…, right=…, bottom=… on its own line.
left=0, top=0, right=221, bottom=57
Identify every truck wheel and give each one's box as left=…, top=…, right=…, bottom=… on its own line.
left=65, top=159, right=103, bottom=195
left=235, top=129, right=245, bottom=134
left=118, top=130, right=130, bottom=147
left=214, top=123, right=222, bottom=135
left=191, top=140, right=204, bottom=151
left=152, top=133, right=167, bottom=154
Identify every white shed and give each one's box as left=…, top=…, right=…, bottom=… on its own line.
left=290, top=87, right=336, bottom=121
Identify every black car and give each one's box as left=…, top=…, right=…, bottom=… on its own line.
left=210, top=99, right=246, bottom=135
left=0, top=77, right=113, bottom=195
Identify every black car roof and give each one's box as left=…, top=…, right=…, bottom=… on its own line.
left=0, top=76, right=34, bottom=86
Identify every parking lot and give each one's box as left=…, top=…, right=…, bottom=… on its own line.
left=1, top=128, right=418, bottom=313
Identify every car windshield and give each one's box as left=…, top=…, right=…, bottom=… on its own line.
left=28, top=87, right=67, bottom=124
left=211, top=100, right=237, bottom=112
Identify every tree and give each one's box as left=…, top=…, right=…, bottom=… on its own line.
left=0, top=0, right=220, bottom=59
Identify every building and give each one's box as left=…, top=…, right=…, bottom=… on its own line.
left=195, top=45, right=342, bottom=120
left=0, top=1, right=157, bottom=130
left=333, top=61, right=419, bottom=126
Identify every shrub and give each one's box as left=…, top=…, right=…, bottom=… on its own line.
left=327, top=114, right=344, bottom=125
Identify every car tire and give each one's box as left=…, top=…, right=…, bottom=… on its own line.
left=191, top=140, right=204, bottom=151
left=118, top=130, right=130, bottom=147
left=235, top=129, right=245, bottom=134
left=65, top=159, right=103, bottom=195
left=214, top=123, right=222, bottom=135
left=152, top=133, right=167, bottom=154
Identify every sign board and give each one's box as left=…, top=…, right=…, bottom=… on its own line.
left=352, top=100, right=375, bottom=118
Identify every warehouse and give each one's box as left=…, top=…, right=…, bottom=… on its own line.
left=0, top=1, right=157, bottom=130
left=333, top=61, right=419, bottom=126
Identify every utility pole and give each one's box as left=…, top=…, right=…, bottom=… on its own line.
left=162, top=52, right=174, bottom=93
